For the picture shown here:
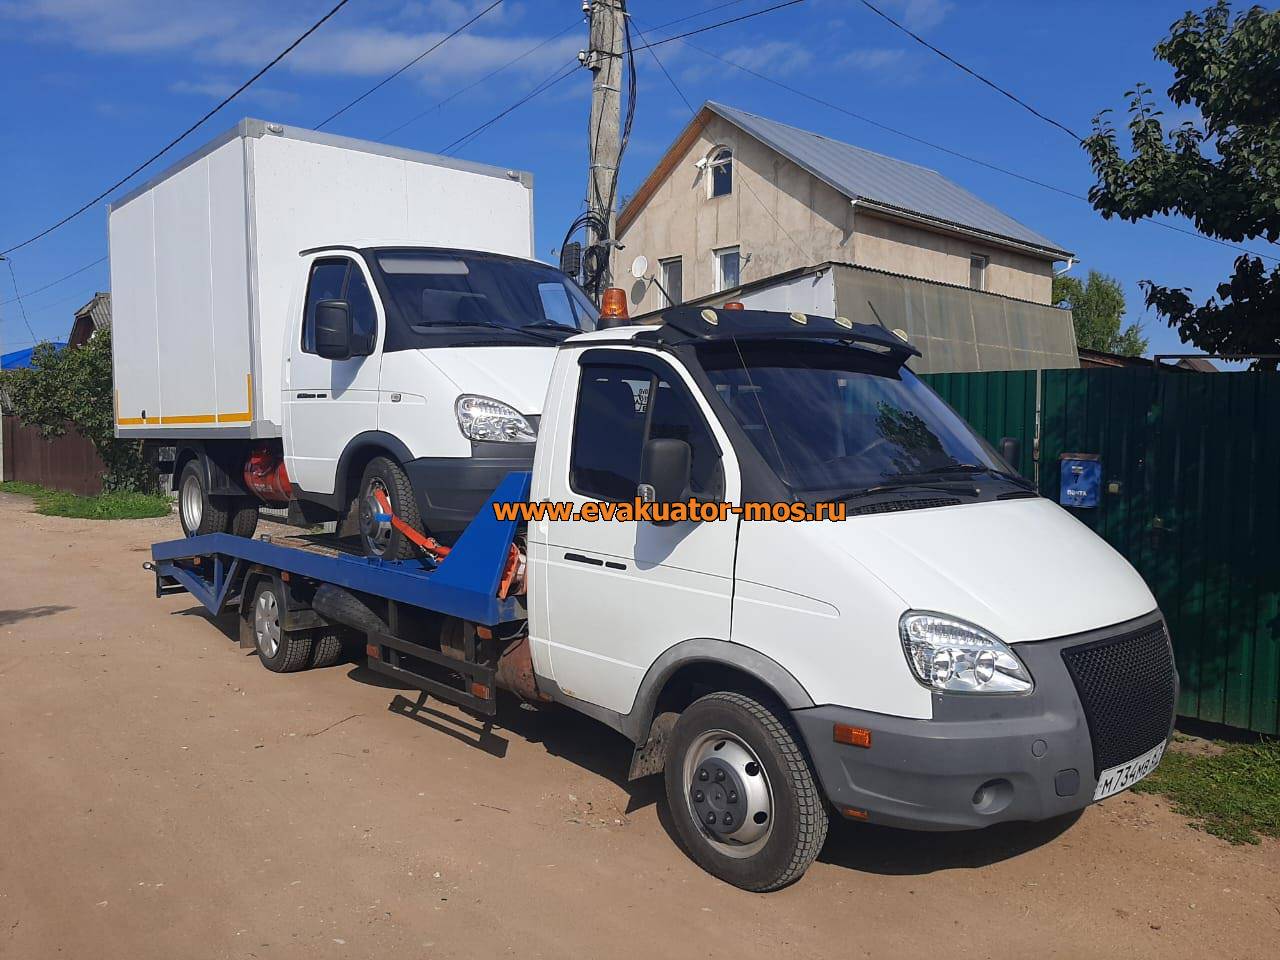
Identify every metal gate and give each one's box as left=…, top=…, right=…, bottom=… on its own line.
left=924, top=367, right=1280, bottom=735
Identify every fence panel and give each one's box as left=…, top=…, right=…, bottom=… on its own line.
left=923, top=367, right=1280, bottom=735
left=1, top=415, right=105, bottom=495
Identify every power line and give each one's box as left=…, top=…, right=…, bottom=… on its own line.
left=633, top=18, right=815, bottom=264
left=380, top=19, right=580, bottom=141
left=0, top=0, right=354, bottom=258
left=316, top=0, right=506, bottom=131
left=0, top=256, right=106, bottom=307
left=4, top=260, right=40, bottom=345
left=440, top=0, right=810, bottom=157
left=440, top=61, right=580, bottom=155
left=856, top=0, right=1084, bottom=142
left=674, top=37, right=1280, bottom=264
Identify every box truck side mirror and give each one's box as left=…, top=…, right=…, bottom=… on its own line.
left=998, top=436, right=1022, bottom=473
left=638, top=438, right=692, bottom=521
left=314, top=300, right=353, bottom=360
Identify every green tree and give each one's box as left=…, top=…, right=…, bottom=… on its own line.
left=1052, top=270, right=1149, bottom=356
left=1, top=329, right=155, bottom=492
left=1083, top=1, right=1280, bottom=370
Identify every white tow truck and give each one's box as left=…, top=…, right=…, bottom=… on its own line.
left=150, top=302, right=1177, bottom=892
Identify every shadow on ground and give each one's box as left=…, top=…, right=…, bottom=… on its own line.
left=0, top=605, right=72, bottom=626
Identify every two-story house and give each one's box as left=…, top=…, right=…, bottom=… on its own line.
left=616, top=102, right=1079, bottom=372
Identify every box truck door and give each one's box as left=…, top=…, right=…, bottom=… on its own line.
left=539, top=352, right=739, bottom=713
left=284, top=256, right=382, bottom=495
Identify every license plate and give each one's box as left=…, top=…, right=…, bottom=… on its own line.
left=1092, top=741, right=1166, bottom=801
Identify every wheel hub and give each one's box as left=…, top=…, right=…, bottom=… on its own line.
left=359, top=479, right=393, bottom=557
left=180, top=473, right=203, bottom=532
left=685, top=732, right=773, bottom=855
left=254, top=590, right=281, bottom=658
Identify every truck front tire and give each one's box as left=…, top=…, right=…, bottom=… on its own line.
left=664, top=692, right=829, bottom=892
left=357, top=456, right=423, bottom=561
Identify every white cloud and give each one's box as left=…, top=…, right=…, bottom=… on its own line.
left=0, top=0, right=576, bottom=89
left=170, top=79, right=299, bottom=108
left=681, top=40, right=812, bottom=84
left=840, top=47, right=906, bottom=71
left=882, top=0, right=952, bottom=30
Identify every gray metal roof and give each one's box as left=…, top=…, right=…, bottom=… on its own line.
left=706, top=102, right=1070, bottom=258
left=74, top=291, right=112, bottom=331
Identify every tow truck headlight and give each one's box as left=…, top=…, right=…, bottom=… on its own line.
left=455, top=395, right=537, bottom=442
left=899, top=612, right=1032, bottom=694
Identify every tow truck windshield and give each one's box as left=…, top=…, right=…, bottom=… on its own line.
left=697, top=340, right=1007, bottom=496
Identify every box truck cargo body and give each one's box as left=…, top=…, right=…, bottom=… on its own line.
left=109, top=119, right=535, bottom=437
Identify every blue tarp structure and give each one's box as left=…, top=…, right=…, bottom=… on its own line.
left=1, top=343, right=67, bottom=370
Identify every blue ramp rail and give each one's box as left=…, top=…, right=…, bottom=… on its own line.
left=150, top=471, right=531, bottom=627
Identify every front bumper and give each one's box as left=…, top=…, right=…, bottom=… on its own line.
left=792, top=611, right=1176, bottom=831
left=404, top=442, right=535, bottom=542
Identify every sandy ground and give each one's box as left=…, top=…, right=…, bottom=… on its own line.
left=1, top=491, right=1277, bottom=960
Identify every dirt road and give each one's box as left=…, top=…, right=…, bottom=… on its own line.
left=1, top=492, right=1276, bottom=959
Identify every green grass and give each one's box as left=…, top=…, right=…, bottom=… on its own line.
left=0, top=480, right=171, bottom=520
left=1133, top=738, right=1280, bottom=844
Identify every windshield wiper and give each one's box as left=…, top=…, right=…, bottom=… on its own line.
left=429, top=320, right=560, bottom=342
left=522, top=320, right=581, bottom=333
left=904, top=463, right=1036, bottom=489
left=830, top=479, right=981, bottom=502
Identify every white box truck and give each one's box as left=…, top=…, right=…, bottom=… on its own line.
left=150, top=304, right=1178, bottom=892
left=110, top=119, right=597, bottom=555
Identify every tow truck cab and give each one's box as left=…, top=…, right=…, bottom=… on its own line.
left=523, top=306, right=1176, bottom=889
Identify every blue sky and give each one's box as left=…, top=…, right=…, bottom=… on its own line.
left=2, top=0, right=1276, bottom=359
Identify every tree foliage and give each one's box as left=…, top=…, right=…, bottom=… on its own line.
left=1083, top=1, right=1280, bottom=369
left=1052, top=270, right=1149, bottom=356
left=1, top=329, right=155, bottom=492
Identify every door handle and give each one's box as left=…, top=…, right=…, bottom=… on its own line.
left=564, top=552, right=604, bottom=566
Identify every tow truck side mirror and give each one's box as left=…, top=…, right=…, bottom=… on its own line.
left=638, top=438, right=692, bottom=517
left=999, top=436, right=1022, bottom=473
left=314, top=299, right=353, bottom=360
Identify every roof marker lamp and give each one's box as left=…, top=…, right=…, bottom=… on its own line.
left=899, top=612, right=1032, bottom=694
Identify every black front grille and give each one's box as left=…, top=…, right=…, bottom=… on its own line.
left=1061, top=621, right=1176, bottom=775
left=848, top=497, right=960, bottom=516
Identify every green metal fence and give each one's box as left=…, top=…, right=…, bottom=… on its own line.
left=924, top=367, right=1280, bottom=735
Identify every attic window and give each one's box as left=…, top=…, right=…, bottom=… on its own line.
left=708, top=147, right=732, bottom=198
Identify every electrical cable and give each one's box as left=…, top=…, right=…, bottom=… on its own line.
left=0, top=256, right=106, bottom=307
left=439, top=60, right=580, bottom=155
left=856, top=0, right=1084, bottom=142
left=4, top=260, right=40, bottom=345
left=379, top=18, right=581, bottom=141
left=316, top=0, right=506, bottom=131
left=674, top=37, right=1280, bottom=264
left=0, top=0, right=353, bottom=257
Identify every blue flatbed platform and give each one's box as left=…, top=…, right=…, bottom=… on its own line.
left=149, top=471, right=530, bottom=627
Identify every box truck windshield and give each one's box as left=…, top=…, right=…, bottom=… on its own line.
left=697, top=340, right=1010, bottom=496
left=373, top=249, right=598, bottom=336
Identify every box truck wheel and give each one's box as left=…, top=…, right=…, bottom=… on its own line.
left=664, top=692, right=829, bottom=892
left=357, top=456, right=423, bottom=561
left=228, top=499, right=260, bottom=539
left=245, top=580, right=313, bottom=673
left=178, top=460, right=231, bottom=537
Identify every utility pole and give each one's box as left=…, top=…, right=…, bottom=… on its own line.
left=581, top=0, right=624, bottom=297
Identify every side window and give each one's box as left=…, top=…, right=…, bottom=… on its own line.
left=301, top=258, right=378, bottom=354
left=347, top=266, right=378, bottom=346
left=570, top=362, right=721, bottom=502
left=302, top=259, right=349, bottom=354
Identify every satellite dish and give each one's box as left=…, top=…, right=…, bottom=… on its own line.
left=630, top=255, right=649, bottom=280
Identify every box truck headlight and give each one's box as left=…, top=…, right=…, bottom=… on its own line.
left=899, top=612, right=1032, bottom=694
left=455, top=395, right=537, bottom=442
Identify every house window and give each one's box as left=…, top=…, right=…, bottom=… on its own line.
left=714, top=246, right=741, bottom=293
left=708, top=147, right=732, bottom=198
left=969, top=254, right=988, bottom=292
left=659, top=257, right=683, bottom=307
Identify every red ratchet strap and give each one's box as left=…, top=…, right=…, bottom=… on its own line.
left=371, top=489, right=524, bottom=599
left=371, top=488, right=451, bottom=562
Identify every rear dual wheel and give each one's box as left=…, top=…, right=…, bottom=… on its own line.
left=177, top=459, right=259, bottom=540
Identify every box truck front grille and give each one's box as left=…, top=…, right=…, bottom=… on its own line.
left=1061, top=620, right=1176, bottom=776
